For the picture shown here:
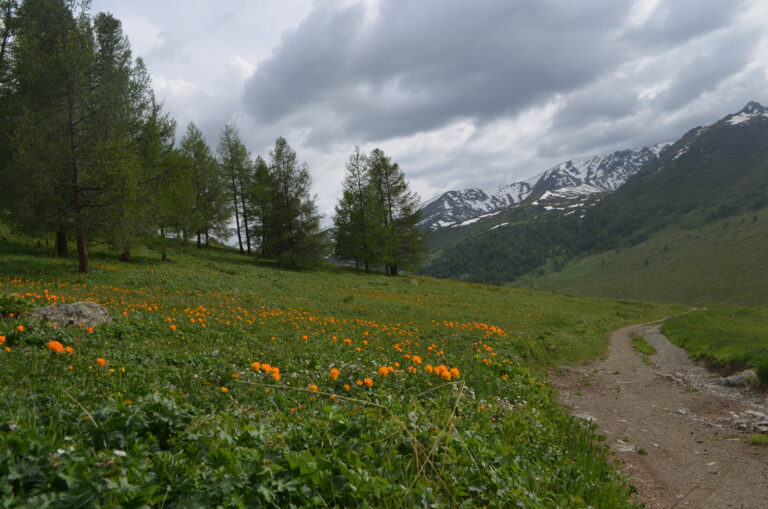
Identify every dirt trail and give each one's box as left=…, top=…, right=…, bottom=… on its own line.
left=553, top=322, right=768, bottom=508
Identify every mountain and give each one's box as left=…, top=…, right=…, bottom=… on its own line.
left=420, top=101, right=768, bottom=306
left=419, top=143, right=670, bottom=231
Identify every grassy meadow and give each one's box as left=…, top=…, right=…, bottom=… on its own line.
left=0, top=231, right=686, bottom=507
left=664, top=305, right=768, bottom=382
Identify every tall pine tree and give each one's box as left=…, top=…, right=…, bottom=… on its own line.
left=334, top=148, right=425, bottom=274
left=179, top=122, right=231, bottom=248
left=263, top=137, right=324, bottom=264
left=217, top=125, right=254, bottom=254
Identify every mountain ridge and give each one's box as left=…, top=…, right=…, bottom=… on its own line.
left=419, top=142, right=671, bottom=231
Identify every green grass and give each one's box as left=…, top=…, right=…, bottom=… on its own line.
left=749, top=434, right=768, bottom=445
left=631, top=334, right=657, bottom=356
left=515, top=208, right=768, bottom=307
left=0, top=233, right=683, bottom=507
left=663, top=305, right=768, bottom=382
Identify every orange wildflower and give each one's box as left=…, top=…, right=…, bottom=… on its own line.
left=262, top=363, right=272, bottom=373
left=343, top=384, right=351, bottom=391
left=16, top=325, right=24, bottom=332
left=450, top=367, right=460, bottom=379
left=308, top=384, right=318, bottom=392
left=0, top=336, right=5, bottom=344
left=425, top=365, right=434, bottom=373
left=301, top=334, right=309, bottom=341
left=66, top=365, right=74, bottom=371
left=96, top=358, right=106, bottom=366
left=377, top=366, right=390, bottom=377
left=169, top=324, right=177, bottom=331
left=47, top=340, right=65, bottom=353
left=271, top=372, right=281, bottom=381
left=251, top=361, right=261, bottom=371
left=329, top=368, right=340, bottom=380
left=220, top=386, right=229, bottom=393
left=344, top=338, right=352, bottom=345
left=363, top=378, right=373, bottom=387
left=65, top=346, right=74, bottom=353
left=355, top=379, right=363, bottom=386
left=86, top=327, right=94, bottom=333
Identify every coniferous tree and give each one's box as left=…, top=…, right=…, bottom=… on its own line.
left=263, top=136, right=324, bottom=264
left=1, top=1, right=173, bottom=270
left=179, top=122, right=231, bottom=248
left=366, top=148, right=425, bottom=275
left=333, top=147, right=382, bottom=271
left=246, top=155, right=273, bottom=254
left=217, top=125, right=253, bottom=254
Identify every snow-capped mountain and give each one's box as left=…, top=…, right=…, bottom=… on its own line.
left=419, top=142, right=671, bottom=231
left=725, top=101, right=768, bottom=126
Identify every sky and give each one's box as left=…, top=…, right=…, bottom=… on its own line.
left=89, top=0, right=768, bottom=218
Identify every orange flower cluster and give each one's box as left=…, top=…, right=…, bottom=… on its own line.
left=329, top=368, right=340, bottom=380
left=377, top=365, right=394, bottom=377
left=425, top=364, right=460, bottom=381
left=47, top=340, right=65, bottom=353
left=96, top=358, right=106, bottom=366
left=251, top=361, right=281, bottom=381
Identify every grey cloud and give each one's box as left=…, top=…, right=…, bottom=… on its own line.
left=243, top=0, right=637, bottom=143
left=242, top=0, right=749, bottom=148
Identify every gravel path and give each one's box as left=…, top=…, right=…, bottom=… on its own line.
left=552, top=322, right=768, bottom=508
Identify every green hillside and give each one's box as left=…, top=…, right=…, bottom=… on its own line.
left=0, top=231, right=683, bottom=507
left=517, top=207, right=768, bottom=307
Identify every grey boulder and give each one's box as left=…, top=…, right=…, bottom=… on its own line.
left=30, top=301, right=112, bottom=327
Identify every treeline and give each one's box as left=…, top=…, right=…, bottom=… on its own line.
left=0, top=0, right=424, bottom=273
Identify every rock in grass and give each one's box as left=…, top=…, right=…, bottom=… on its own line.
left=719, top=369, right=759, bottom=387
left=30, top=301, right=112, bottom=327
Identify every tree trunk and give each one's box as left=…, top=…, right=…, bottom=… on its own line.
left=121, top=248, right=131, bottom=262
left=76, top=227, right=89, bottom=273
left=364, top=259, right=369, bottom=273
left=231, top=177, right=243, bottom=253
left=55, top=229, right=68, bottom=258
left=238, top=177, right=252, bottom=254
left=390, top=264, right=398, bottom=276
left=196, top=232, right=202, bottom=249
left=161, top=247, right=167, bottom=262
left=66, top=69, right=88, bottom=274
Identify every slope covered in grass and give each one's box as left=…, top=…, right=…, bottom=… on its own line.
left=663, top=306, right=768, bottom=382
left=0, top=236, right=682, bottom=507
left=515, top=208, right=768, bottom=307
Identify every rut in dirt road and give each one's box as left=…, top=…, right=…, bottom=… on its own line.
left=553, top=322, right=768, bottom=509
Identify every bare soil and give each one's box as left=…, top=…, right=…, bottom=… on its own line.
left=552, top=322, right=768, bottom=508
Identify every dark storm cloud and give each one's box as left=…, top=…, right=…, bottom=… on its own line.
left=242, top=0, right=747, bottom=146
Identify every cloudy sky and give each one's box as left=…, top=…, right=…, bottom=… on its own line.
left=90, top=0, right=768, bottom=217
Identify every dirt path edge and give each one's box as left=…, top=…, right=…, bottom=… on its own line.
left=551, top=319, right=768, bottom=508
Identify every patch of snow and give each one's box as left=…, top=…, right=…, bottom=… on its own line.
left=490, top=222, right=510, bottom=230
left=454, top=210, right=501, bottom=227
left=672, top=144, right=690, bottom=161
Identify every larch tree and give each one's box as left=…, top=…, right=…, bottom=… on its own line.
left=1, top=1, right=168, bottom=271
left=366, top=148, right=425, bottom=275
left=333, top=146, right=383, bottom=271
left=264, top=136, right=324, bottom=264
left=217, top=125, right=254, bottom=254
left=179, top=122, right=231, bottom=248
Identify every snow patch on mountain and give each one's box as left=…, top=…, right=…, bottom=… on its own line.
left=420, top=142, right=671, bottom=231
left=726, top=101, right=768, bottom=126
